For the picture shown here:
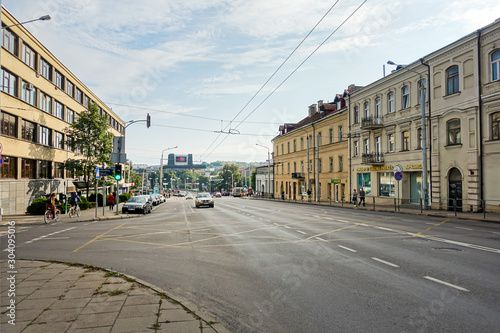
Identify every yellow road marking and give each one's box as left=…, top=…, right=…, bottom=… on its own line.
left=73, top=223, right=124, bottom=252
left=413, top=219, right=449, bottom=237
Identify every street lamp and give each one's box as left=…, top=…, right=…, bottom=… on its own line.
left=256, top=144, right=271, bottom=198
left=185, top=177, right=189, bottom=190
left=227, top=170, right=234, bottom=192
left=387, top=60, right=429, bottom=209
left=159, top=146, right=177, bottom=194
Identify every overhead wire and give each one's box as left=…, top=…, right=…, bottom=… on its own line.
left=202, top=0, right=368, bottom=160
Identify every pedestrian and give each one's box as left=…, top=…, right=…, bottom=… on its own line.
left=352, top=189, right=358, bottom=207
left=108, top=192, right=115, bottom=210
left=359, top=187, right=366, bottom=207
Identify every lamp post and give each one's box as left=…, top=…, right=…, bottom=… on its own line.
left=228, top=170, right=234, bottom=193
left=159, top=146, right=177, bottom=195
left=185, top=177, right=189, bottom=191
left=256, top=144, right=271, bottom=198
left=387, top=61, right=429, bottom=209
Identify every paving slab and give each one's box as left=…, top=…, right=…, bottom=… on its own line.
left=80, top=300, right=125, bottom=314
left=24, top=288, right=66, bottom=300
left=70, top=312, right=119, bottom=330
left=51, top=297, right=92, bottom=309
left=22, top=321, right=72, bottom=333
left=33, top=307, right=84, bottom=323
left=118, top=304, right=159, bottom=318
left=110, top=316, right=158, bottom=333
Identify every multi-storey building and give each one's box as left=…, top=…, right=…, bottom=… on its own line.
left=349, top=18, right=500, bottom=211
left=1, top=8, right=125, bottom=215
left=255, top=163, right=273, bottom=197
left=273, top=88, right=353, bottom=202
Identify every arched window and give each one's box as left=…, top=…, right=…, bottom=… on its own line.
left=354, top=106, right=359, bottom=124
left=447, top=66, right=459, bottom=95
left=492, top=112, right=500, bottom=140
left=402, top=85, right=410, bottom=108
left=363, top=102, right=369, bottom=118
left=492, top=50, right=500, bottom=81
left=387, top=92, right=394, bottom=113
left=447, top=119, right=461, bottom=145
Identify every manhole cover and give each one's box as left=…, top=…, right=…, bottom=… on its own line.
left=433, top=247, right=462, bottom=252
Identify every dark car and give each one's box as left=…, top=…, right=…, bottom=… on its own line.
left=122, top=195, right=152, bottom=214
left=195, top=193, right=214, bottom=208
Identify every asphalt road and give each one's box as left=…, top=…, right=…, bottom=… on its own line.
left=4, top=196, right=500, bottom=332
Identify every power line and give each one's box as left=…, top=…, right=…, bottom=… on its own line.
left=200, top=0, right=343, bottom=160
left=203, top=0, right=368, bottom=160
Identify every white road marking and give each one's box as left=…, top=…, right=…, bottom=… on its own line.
left=273, top=223, right=280, bottom=226
left=421, top=235, right=500, bottom=254
left=454, top=227, right=473, bottom=231
left=376, top=227, right=395, bottom=232
left=43, top=237, right=70, bottom=240
left=371, top=257, right=399, bottom=268
left=424, top=276, right=469, bottom=292
left=25, top=227, right=76, bottom=244
left=338, top=219, right=349, bottom=223
left=493, top=232, right=500, bottom=235
left=314, top=237, right=327, bottom=242
left=359, top=223, right=369, bottom=227
left=296, top=230, right=307, bottom=235
left=338, top=245, right=357, bottom=252
left=284, top=226, right=291, bottom=229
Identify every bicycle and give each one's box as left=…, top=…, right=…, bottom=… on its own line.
left=44, top=208, right=60, bottom=223
left=68, top=204, right=81, bottom=218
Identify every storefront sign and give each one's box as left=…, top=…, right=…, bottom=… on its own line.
left=405, top=164, right=422, bottom=170
left=331, top=179, right=341, bottom=183
left=356, top=164, right=422, bottom=172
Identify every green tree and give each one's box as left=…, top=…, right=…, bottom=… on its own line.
left=64, top=102, right=113, bottom=196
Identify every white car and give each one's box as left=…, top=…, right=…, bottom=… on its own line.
left=195, top=193, right=214, bottom=208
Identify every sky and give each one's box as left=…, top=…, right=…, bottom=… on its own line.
left=4, top=0, right=500, bottom=165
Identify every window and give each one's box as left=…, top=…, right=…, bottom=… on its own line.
left=317, top=132, right=322, bottom=146
left=39, top=91, right=52, bottom=114
left=402, top=85, right=410, bottom=108
left=2, top=29, right=18, bottom=55
left=22, top=43, right=36, bottom=69
left=388, top=92, right=394, bottom=113
left=293, top=162, right=296, bottom=173
left=21, top=120, right=36, bottom=142
left=55, top=70, right=64, bottom=90
left=66, top=108, right=74, bottom=124
left=293, top=140, right=296, bottom=152
left=287, top=163, right=290, bottom=174
left=354, top=141, right=359, bottom=156
left=40, top=57, right=52, bottom=81
left=39, top=126, right=51, bottom=146
left=21, top=159, right=36, bottom=179
left=338, top=126, right=343, bottom=142
left=281, top=144, right=284, bottom=155
left=402, top=131, right=410, bottom=151
left=54, top=131, right=64, bottom=149
left=84, top=95, right=90, bottom=108
left=447, top=119, right=461, bottom=145
left=329, top=157, right=334, bottom=172
left=54, top=101, right=64, bottom=119
left=281, top=163, right=284, bottom=174
left=379, top=173, right=395, bottom=197
left=492, top=50, right=500, bottom=81
left=300, top=138, right=304, bottom=150
left=276, top=145, right=279, bottom=156
left=492, top=112, right=500, bottom=140
left=1, top=113, right=16, bottom=137
left=375, top=98, right=381, bottom=118
left=287, top=142, right=290, bottom=154
left=75, top=88, right=83, bottom=104
left=338, top=156, right=343, bottom=172
left=447, top=66, right=459, bottom=95
left=309, top=159, right=313, bottom=173
left=66, top=80, right=74, bottom=97
left=354, top=106, right=359, bottom=124
left=54, top=162, right=64, bottom=179
left=38, top=160, right=51, bottom=179
left=329, top=128, right=333, bottom=144
left=2, top=69, right=18, bottom=97
left=300, top=161, right=304, bottom=172
left=318, top=159, right=322, bottom=173
left=21, top=81, right=36, bottom=106
left=417, top=128, right=422, bottom=149
left=418, top=79, right=427, bottom=103
left=387, top=134, right=395, bottom=152
left=375, top=136, right=381, bottom=153
left=363, top=139, right=369, bottom=154
left=0, top=156, right=16, bottom=179
left=363, top=102, right=369, bottom=118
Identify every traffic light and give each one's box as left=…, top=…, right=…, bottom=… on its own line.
left=114, top=164, right=122, bottom=181
left=146, top=113, right=151, bottom=128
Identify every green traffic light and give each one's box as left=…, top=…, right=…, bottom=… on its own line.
left=114, top=173, right=122, bottom=181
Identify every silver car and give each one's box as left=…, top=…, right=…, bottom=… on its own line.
left=195, top=193, right=214, bottom=208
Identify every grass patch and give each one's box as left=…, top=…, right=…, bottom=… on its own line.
left=108, top=290, right=124, bottom=296
left=105, top=271, right=122, bottom=277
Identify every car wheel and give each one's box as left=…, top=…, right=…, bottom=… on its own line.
left=210, top=204, right=214, bottom=208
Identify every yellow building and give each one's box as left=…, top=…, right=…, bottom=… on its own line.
left=1, top=8, right=125, bottom=215
left=273, top=89, right=354, bottom=202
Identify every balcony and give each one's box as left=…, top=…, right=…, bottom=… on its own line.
left=362, top=152, right=384, bottom=165
left=291, top=172, right=305, bottom=179
left=361, top=115, right=383, bottom=129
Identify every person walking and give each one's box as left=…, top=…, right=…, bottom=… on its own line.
left=352, top=189, right=358, bottom=207
left=108, top=192, right=115, bottom=210
left=359, top=187, right=366, bottom=207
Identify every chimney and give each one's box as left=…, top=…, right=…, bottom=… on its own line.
left=318, top=100, right=324, bottom=111
left=308, top=104, right=317, bottom=117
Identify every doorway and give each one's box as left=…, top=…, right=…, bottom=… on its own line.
left=448, top=168, right=462, bottom=212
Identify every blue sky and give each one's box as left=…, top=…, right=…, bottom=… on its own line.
left=4, top=0, right=500, bottom=165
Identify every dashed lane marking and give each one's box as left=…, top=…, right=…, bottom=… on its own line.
left=424, top=276, right=469, bottom=292
left=371, top=257, right=399, bottom=268
left=338, top=245, right=357, bottom=252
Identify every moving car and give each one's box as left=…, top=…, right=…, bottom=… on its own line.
left=186, top=193, right=194, bottom=200
left=195, top=192, right=214, bottom=208
left=122, top=195, right=152, bottom=214
left=215, top=192, right=222, bottom=198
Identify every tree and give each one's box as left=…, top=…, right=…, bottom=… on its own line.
left=218, top=163, right=240, bottom=190
left=64, top=102, right=113, bottom=196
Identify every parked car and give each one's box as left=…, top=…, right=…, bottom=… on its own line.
left=195, top=193, right=214, bottom=208
left=122, top=195, right=152, bottom=214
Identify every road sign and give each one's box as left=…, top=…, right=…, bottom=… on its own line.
left=100, top=168, right=114, bottom=176
left=394, top=171, right=403, bottom=181
left=96, top=167, right=100, bottom=179
left=393, top=165, right=403, bottom=173
left=0, top=142, right=3, bottom=154
left=0, top=155, right=3, bottom=166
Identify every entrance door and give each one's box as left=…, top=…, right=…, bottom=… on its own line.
left=448, top=168, right=462, bottom=212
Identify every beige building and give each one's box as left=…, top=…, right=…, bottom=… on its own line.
left=273, top=90, right=352, bottom=202
left=349, top=18, right=500, bottom=211
left=1, top=8, right=125, bottom=215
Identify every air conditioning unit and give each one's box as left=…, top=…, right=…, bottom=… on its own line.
left=25, top=83, right=34, bottom=91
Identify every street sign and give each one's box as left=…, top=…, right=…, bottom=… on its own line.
left=0, top=155, right=3, bottom=166
left=100, top=168, right=114, bottom=176
left=394, top=171, right=403, bottom=181
left=96, top=167, right=100, bottom=179
left=210, top=178, right=224, bottom=182
left=0, top=142, right=3, bottom=154
left=393, top=165, right=403, bottom=173
left=331, top=179, right=341, bottom=184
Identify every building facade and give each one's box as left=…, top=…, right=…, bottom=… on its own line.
left=1, top=8, right=125, bottom=215
left=255, top=163, right=274, bottom=197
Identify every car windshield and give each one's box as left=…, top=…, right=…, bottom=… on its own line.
left=129, top=197, right=146, bottom=203
left=198, top=193, right=210, bottom=198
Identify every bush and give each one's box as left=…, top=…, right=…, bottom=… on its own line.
left=26, top=197, right=48, bottom=215
left=80, top=196, right=91, bottom=210
left=88, top=193, right=104, bottom=206
left=119, top=193, right=130, bottom=203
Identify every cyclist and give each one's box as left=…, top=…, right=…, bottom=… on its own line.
left=70, top=191, right=81, bottom=208
left=46, top=192, right=57, bottom=219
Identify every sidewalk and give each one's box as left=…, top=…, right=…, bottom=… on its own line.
left=0, top=259, right=229, bottom=333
